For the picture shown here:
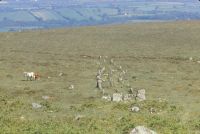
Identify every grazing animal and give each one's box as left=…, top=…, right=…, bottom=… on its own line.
left=23, top=72, right=37, bottom=81
left=34, top=73, right=40, bottom=80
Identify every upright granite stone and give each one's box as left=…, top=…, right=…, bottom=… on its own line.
left=112, top=93, right=123, bottom=102
left=136, top=89, right=146, bottom=101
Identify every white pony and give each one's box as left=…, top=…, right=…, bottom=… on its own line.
left=23, top=72, right=36, bottom=81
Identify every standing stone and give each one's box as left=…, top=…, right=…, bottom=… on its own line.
left=96, top=75, right=103, bottom=90
left=136, top=89, right=146, bottom=101
left=130, top=126, right=157, bottom=134
left=123, top=94, right=135, bottom=101
left=112, top=93, right=123, bottom=102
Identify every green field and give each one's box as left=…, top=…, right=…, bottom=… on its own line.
left=0, top=21, right=200, bottom=133
left=98, top=8, right=118, bottom=16
left=75, top=8, right=102, bottom=21
left=56, top=8, right=87, bottom=21
left=31, top=10, right=65, bottom=21
left=0, top=11, right=37, bottom=22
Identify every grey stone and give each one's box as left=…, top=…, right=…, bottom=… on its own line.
left=130, top=126, right=157, bottom=134
left=32, top=103, right=42, bottom=109
left=113, top=93, right=123, bottom=102
left=136, top=89, right=146, bottom=101
left=131, top=106, right=140, bottom=112
left=42, top=96, right=50, bottom=100
left=75, top=115, right=84, bottom=120
left=68, top=85, right=74, bottom=90
left=59, top=72, right=63, bottom=76
left=123, top=94, right=135, bottom=101
left=149, top=107, right=156, bottom=114
left=102, top=95, right=112, bottom=101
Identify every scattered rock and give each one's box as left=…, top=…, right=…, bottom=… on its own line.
left=129, top=88, right=134, bottom=94
left=197, top=61, right=200, bottom=63
left=189, top=57, right=193, bottom=61
left=42, top=96, right=50, bottom=100
left=59, top=72, right=63, bottom=76
left=130, top=126, right=157, bottom=134
left=32, top=103, right=42, bottom=109
left=112, top=93, right=123, bottom=102
left=48, top=76, right=51, bottom=79
left=20, top=116, right=25, bottom=121
left=131, top=106, right=140, bottom=112
left=75, top=115, right=84, bottom=120
left=101, top=95, right=112, bottom=101
left=157, top=97, right=167, bottom=102
left=123, top=94, right=135, bottom=101
left=149, top=107, right=156, bottom=114
left=68, top=85, right=74, bottom=90
left=136, top=89, right=146, bottom=101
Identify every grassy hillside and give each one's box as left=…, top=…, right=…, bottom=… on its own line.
left=0, top=21, right=200, bottom=133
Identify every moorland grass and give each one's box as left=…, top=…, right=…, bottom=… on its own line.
left=0, top=21, right=200, bottom=133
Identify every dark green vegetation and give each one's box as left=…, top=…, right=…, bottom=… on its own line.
left=0, top=21, right=200, bottom=133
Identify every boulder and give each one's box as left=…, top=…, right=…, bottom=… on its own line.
left=136, top=89, right=146, bottom=101
left=102, top=95, right=112, bottom=101
left=149, top=107, right=156, bottom=114
left=59, top=72, right=64, bottom=76
left=131, top=106, right=140, bottom=112
left=32, top=103, right=42, bottom=109
left=112, top=93, right=123, bottom=102
left=130, top=126, right=157, bottom=134
left=20, top=116, right=25, bottom=121
left=68, top=85, right=74, bottom=90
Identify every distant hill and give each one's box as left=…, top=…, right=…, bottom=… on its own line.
left=0, top=1, right=200, bottom=31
